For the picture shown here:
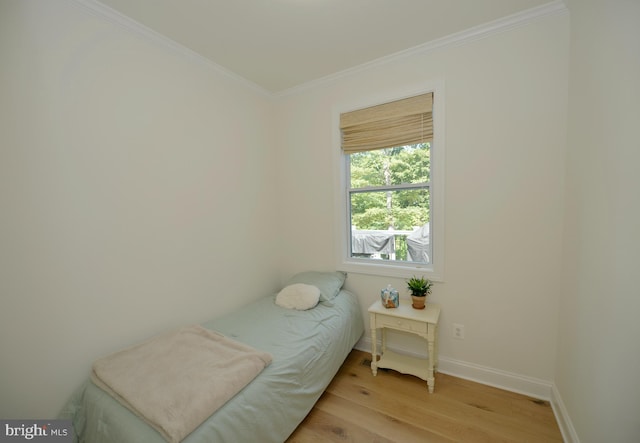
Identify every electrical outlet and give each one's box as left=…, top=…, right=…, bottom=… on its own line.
left=453, top=323, right=465, bottom=339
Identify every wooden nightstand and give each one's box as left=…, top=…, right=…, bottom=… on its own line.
left=368, top=299, right=441, bottom=393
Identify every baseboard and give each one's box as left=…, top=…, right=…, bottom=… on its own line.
left=355, top=336, right=552, bottom=400
left=550, top=384, right=580, bottom=443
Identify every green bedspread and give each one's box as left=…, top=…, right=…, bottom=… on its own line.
left=60, top=290, right=364, bottom=443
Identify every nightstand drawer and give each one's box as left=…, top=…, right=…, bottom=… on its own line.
left=376, top=315, right=427, bottom=334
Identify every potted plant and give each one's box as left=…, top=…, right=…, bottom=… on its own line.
left=406, top=276, right=433, bottom=310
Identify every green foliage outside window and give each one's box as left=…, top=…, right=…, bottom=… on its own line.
left=349, top=143, right=430, bottom=231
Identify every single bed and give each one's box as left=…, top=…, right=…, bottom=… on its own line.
left=60, top=272, right=364, bottom=443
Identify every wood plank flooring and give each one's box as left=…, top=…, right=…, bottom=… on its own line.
left=286, top=350, right=563, bottom=442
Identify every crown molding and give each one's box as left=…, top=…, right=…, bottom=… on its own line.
left=276, top=0, right=568, bottom=98
left=69, top=0, right=273, bottom=98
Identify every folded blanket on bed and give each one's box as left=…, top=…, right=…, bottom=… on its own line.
left=91, top=325, right=272, bottom=443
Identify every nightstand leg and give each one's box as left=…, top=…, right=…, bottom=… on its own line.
left=381, top=328, right=387, bottom=354
left=427, top=338, right=435, bottom=393
left=370, top=327, right=378, bottom=376
left=434, top=325, right=439, bottom=372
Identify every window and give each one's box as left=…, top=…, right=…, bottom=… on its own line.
left=335, top=85, right=444, bottom=280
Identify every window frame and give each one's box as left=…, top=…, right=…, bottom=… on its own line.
left=333, top=81, right=445, bottom=280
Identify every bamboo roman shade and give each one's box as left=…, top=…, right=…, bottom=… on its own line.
left=340, top=92, right=433, bottom=154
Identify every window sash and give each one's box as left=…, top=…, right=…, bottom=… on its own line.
left=349, top=182, right=430, bottom=194
left=347, top=176, right=431, bottom=264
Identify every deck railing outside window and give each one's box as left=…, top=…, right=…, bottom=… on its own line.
left=351, top=227, right=430, bottom=263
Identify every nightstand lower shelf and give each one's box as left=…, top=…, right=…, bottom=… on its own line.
left=375, top=349, right=430, bottom=381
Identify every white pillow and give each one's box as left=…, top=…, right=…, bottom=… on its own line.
left=275, top=283, right=321, bottom=310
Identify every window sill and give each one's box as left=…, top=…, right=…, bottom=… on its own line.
left=338, top=258, right=443, bottom=281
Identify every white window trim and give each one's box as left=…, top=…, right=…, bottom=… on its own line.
left=332, top=80, right=445, bottom=281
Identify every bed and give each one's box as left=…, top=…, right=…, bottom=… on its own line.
left=60, top=271, right=364, bottom=443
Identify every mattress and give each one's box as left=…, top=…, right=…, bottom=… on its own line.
left=60, top=289, right=364, bottom=443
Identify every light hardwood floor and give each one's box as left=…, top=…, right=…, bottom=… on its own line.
left=287, top=349, right=563, bottom=442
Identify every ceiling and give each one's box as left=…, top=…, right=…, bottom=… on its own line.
left=97, top=0, right=555, bottom=93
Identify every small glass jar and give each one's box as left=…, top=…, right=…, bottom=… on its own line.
left=380, top=284, right=399, bottom=308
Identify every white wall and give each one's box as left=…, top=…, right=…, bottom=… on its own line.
left=276, top=12, right=569, bottom=387
left=0, top=0, right=279, bottom=418
left=556, top=1, right=640, bottom=441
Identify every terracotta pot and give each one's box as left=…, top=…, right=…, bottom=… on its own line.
left=411, top=295, right=426, bottom=309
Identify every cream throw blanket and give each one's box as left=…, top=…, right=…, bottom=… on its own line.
left=91, top=325, right=272, bottom=443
